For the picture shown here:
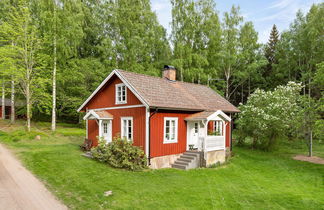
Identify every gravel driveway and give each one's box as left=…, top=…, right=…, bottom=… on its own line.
left=0, top=143, right=67, bottom=210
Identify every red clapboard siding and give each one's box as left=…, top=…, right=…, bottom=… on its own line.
left=84, top=75, right=142, bottom=110
left=225, top=121, right=231, bottom=148
left=84, top=75, right=146, bottom=150
left=87, top=107, right=146, bottom=149
left=88, top=119, right=99, bottom=146
left=150, top=110, right=195, bottom=158
left=0, top=106, right=11, bottom=119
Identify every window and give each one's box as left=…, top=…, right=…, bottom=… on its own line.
left=213, top=120, right=223, bottom=136
left=121, top=117, right=133, bottom=141
left=115, top=83, right=127, bottom=104
left=164, top=117, right=178, bottom=143
left=103, top=122, right=108, bottom=134
left=194, top=122, right=199, bottom=134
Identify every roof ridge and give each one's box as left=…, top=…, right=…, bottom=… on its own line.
left=116, top=69, right=212, bottom=88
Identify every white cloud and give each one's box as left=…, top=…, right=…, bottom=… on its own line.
left=267, top=0, right=295, bottom=9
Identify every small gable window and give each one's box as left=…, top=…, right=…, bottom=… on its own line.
left=164, top=117, right=178, bottom=143
left=115, top=83, right=127, bottom=104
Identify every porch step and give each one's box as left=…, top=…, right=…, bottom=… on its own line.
left=172, top=163, right=186, bottom=170
left=171, top=152, right=201, bottom=170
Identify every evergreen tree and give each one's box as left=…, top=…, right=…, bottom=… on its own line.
left=265, top=24, right=279, bottom=65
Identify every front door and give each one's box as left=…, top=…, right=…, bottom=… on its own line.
left=101, top=120, right=112, bottom=143
left=187, top=121, right=200, bottom=150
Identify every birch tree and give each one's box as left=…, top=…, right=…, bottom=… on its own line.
left=9, top=0, right=47, bottom=131
left=221, top=5, right=243, bottom=100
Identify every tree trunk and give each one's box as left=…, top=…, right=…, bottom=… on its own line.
left=51, top=2, right=57, bottom=132
left=1, top=83, right=5, bottom=120
left=248, top=75, right=251, bottom=95
left=26, top=80, right=31, bottom=132
left=309, top=129, right=312, bottom=157
left=10, top=79, right=15, bottom=123
left=51, top=30, right=57, bottom=131
left=225, top=73, right=230, bottom=100
left=241, top=83, right=243, bottom=103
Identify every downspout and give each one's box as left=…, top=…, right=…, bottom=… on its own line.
left=148, top=108, right=158, bottom=165
left=230, top=113, right=233, bottom=152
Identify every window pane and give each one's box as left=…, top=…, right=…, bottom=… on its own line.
left=171, top=121, right=176, bottom=140
left=123, top=120, right=127, bottom=138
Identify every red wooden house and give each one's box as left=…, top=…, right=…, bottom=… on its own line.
left=78, top=66, right=239, bottom=169
left=0, top=99, right=11, bottom=119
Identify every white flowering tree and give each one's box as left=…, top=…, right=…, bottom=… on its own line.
left=237, top=82, right=302, bottom=150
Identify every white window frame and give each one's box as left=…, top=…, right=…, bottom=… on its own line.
left=103, top=122, right=108, bottom=134
left=163, top=117, right=178, bottom=144
left=194, top=122, right=199, bottom=134
left=121, top=117, right=133, bottom=141
left=115, top=83, right=127, bottom=104
left=213, top=120, right=223, bottom=136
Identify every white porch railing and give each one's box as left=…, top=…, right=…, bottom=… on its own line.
left=204, top=136, right=225, bottom=151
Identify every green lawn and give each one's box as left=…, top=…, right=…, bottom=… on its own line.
left=0, top=120, right=323, bottom=210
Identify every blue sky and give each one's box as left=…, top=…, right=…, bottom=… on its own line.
left=151, top=0, right=321, bottom=43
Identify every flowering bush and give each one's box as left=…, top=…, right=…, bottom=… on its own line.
left=236, top=82, right=302, bottom=150
left=91, top=137, right=147, bottom=171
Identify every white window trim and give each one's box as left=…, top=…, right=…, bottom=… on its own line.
left=115, top=83, right=127, bottom=104
left=163, top=117, right=178, bottom=144
left=121, top=117, right=133, bottom=141
left=213, top=120, right=223, bottom=136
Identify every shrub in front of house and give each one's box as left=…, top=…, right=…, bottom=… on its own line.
left=91, top=139, right=110, bottom=162
left=91, top=137, right=147, bottom=171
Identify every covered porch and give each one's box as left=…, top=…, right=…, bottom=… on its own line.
left=83, top=110, right=113, bottom=143
left=185, top=110, right=231, bottom=153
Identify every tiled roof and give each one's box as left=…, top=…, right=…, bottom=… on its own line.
left=185, top=111, right=216, bottom=120
left=95, top=110, right=113, bottom=119
left=0, top=99, right=11, bottom=106
left=0, top=99, right=24, bottom=107
left=117, top=70, right=239, bottom=113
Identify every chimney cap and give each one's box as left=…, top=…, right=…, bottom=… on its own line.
left=163, top=65, right=176, bottom=70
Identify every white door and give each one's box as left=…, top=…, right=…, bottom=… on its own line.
left=188, top=121, right=199, bottom=149
left=101, top=120, right=112, bottom=143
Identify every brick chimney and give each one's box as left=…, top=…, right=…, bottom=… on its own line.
left=162, top=65, right=176, bottom=81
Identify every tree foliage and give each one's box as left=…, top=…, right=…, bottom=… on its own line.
left=237, top=82, right=303, bottom=150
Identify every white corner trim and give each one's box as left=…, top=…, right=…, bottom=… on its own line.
left=77, top=69, right=149, bottom=112
left=145, top=108, right=150, bottom=157
left=163, top=117, right=178, bottom=144
left=86, top=119, right=88, bottom=139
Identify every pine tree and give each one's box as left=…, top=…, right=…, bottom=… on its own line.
left=265, top=24, right=279, bottom=70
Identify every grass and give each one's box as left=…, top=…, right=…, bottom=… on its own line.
left=0, top=120, right=323, bottom=210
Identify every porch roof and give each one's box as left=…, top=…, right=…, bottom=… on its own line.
left=185, top=110, right=231, bottom=122
left=83, top=110, right=113, bottom=120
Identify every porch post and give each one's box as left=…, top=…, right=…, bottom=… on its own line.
left=203, top=120, right=208, bottom=152
left=98, top=119, right=102, bottom=139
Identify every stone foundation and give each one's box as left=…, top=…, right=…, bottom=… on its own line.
left=205, top=150, right=226, bottom=166
left=149, top=154, right=181, bottom=169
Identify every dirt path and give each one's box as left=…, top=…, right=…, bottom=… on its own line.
left=0, top=143, right=68, bottom=210
left=293, top=154, right=324, bottom=165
